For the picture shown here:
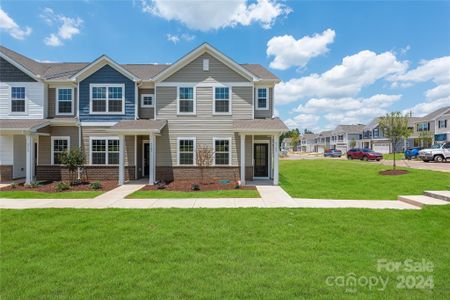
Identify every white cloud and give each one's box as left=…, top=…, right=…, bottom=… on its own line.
left=44, top=33, right=62, bottom=46
left=284, top=113, right=320, bottom=130
left=402, top=97, right=450, bottom=117
left=166, top=33, right=195, bottom=44
left=0, top=8, right=32, bottom=40
left=41, top=8, right=83, bottom=47
left=276, top=50, right=407, bottom=104
left=141, top=0, right=291, bottom=31
left=267, top=29, right=335, bottom=70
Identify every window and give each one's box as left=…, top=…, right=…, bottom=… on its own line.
left=417, top=122, right=429, bottom=132
left=214, top=138, right=230, bottom=165
left=178, top=87, right=195, bottom=114
left=256, top=88, right=268, bottom=110
left=11, top=87, right=25, bottom=113
left=141, top=94, right=154, bottom=108
left=57, top=88, right=73, bottom=115
left=178, top=138, right=195, bottom=165
left=203, top=58, right=209, bottom=71
left=51, top=137, right=70, bottom=165
left=338, top=135, right=344, bottom=142
left=373, top=128, right=379, bottom=137
left=90, top=138, right=120, bottom=165
left=90, top=84, right=124, bottom=114
left=438, top=120, right=447, bottom=128
left=214, top=87, right=231, bottom=114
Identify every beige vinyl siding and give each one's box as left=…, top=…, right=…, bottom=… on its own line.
left=0, top=81, right=45, bottom=119
left=254, top=87, right=273, bottom=119
left=47, top=87, right=77, bottom=118
left=138, top=88, right=155, bottom=119
left=164, top=53, right=249, bottom=83
left=80, top=127, right=134, bottom=166
left=38, top=126, right=79, bottom=165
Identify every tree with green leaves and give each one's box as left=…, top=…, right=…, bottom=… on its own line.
left=290, top=135, right=299, bottom=151
left=378, top=112, right=412, bottom=170
left=349, top=139, right=356, bottom=149
left=60, top=148, right=86, bottom=185
left=418, top=131, right=433, bottom=148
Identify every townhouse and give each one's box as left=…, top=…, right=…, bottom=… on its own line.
left=330, top=124, right=365, bottom=152
left=0, top=44, right=288, bottom=185
left=299, top=133, right=317, bottom=152
left=411, top=106, right=449, bottom=146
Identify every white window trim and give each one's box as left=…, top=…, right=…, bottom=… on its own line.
left=176, top=86, right=196, bottom=115
left=89, top=136, right=120, bottom=166
left=51, top=136, right=70, bottom=165
left=255, top=87, right=269, bottom=111
left=212, top=86, right=232, bottom=115
left=140, top=93, right=155, bottom=108
left=177, top=137, right=196, bottom=166
left=9, top=86, right=27, bottom=115
left=89, top=83, right=125, bottom=115
left=213, top=137, right=232, bottom=166
left=56, top=87, right=74, bottom=116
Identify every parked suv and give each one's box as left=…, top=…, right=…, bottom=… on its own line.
left=324, top=149, right=342, bottom=158
left=418, top=142, right=450, bottom=162
left=347, top=148, right=383, bottom=161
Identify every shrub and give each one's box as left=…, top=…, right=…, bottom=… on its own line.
left=25, top=181, right=41, bottom=188
left=55, top=181, right=70, bottom=192
left=10, top=183, right=17, bottom=189
left=191, top=184, right=200, bottom=191
left=89, top=181, right=102, bottom=190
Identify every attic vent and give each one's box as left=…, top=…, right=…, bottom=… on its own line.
left=203, top=58, right=209, bottom=71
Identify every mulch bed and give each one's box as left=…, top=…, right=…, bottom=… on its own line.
left=0, top=181, right=118, bottom=192
left=379, top=170, right=409, bottom=176
left=141, top=180, right=256, bottom=192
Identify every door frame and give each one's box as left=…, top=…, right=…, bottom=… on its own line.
left=253, top=139, right=271, bottom=179
left=142, top=140, right=149, bottom=177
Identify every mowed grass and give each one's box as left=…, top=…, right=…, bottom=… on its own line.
left=1, top=207, right=449, bottom=299
left=127, top=189, right=260, bottom=198
left=382, top=153, right=406, bottom=160
left=0, top=191, right=103, bottom=199
left=280, top=160, right=450, bottom=200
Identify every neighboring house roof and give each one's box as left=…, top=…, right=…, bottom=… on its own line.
left=0, top=44, right=278, bottom=81
left=417, top=106, right=450, bottom=121
left=0, top=119, right=49, bottom=132
left=334, top=124, right=366, bottom=134
left=319, top=130, right=333, bottom=137
left=233, top=118, right=288, bottom=132
left=301, top=133, right=317, bottom=140
left=108, top=120, right=167, bottom=133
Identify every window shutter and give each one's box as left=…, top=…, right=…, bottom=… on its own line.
left=427, top=122, right=430, bottom=131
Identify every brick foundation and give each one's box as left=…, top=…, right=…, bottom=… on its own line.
left=0, top=165, right=13, bottom=182
left=156, top=166, right=241, bottom=182
left=36, top=166, right=136, bottom=181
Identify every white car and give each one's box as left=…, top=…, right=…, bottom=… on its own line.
left=418, top=142, right=450, bottom=162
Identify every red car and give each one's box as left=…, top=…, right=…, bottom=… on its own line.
left=347, top=148, right=383, bottom=161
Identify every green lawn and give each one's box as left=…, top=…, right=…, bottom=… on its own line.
left=382, top=153, right=405, bottom=160
left=1, top=207, right=449, bottom=299
left=127, top=189, right=260, bottom=198
left=280, top=160, right=450, bottom=200
left=0, top=191, right=103, bottom=199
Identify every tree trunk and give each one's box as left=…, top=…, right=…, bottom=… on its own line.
left=392, top=141, right=396, bottom=170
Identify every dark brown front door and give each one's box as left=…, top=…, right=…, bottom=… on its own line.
left=254, top=143, right=269, bottom=177
left=143, top=143, right=149, bottom=176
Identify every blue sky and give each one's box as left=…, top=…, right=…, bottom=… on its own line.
left=1, top=0, right=449, bottom=132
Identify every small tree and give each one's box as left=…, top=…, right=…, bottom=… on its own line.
left=290, top=135, right=299, bottom=152
left=195, top=144, right=214, bottom=183
left=378, top=112, right=412, bottom=170
left=349, top=138, right=356, bottom=149
left=418, top=131, right=433, bottom=148
left=60, top=148, right=86, bottom=185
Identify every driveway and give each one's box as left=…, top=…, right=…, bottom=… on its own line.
left=379, top=160, right=450, bottom=173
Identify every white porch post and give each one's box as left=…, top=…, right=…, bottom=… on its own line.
left=25, top=134, right=33, bottom=184
left=118, top=135, right=125, bottom=185
left=273, top=134, right=280, bottom=185
left=240, top=133, right=246, bottom=186
left=149, top=133, right=156, bottom=185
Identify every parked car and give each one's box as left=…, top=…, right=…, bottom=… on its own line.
left=404, top=147, right=421, bottom=160
left=418, top=142, right=450, bottom=162
left=324, top=149, right=342, bottom=157
left=347, top=148, right=383, bottom=161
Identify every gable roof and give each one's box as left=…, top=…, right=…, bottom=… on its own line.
left=334, top=124, right=366, bottom=134
left=69, top=55, right=139, bottom=81
left=153, top=43, right=259, bottom=82
left=0, top=44, right=278, bottom=82
left=418, top=106, right=450, bottom=121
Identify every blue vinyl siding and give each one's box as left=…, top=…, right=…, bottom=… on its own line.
left=79, top=65, right=135, bottom=121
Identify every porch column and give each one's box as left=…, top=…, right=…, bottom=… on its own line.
left=118, top=135, right=125, bottom=185
left=25, top=134, right=33, bottom=185
left=240, top=133, right=246, bottom=186
left=273, top=134, right=280, bottom=185
left=149, top=133, right=156, bottom=185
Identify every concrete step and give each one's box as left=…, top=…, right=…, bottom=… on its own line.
left=424, top=191, right=450, bottom=202
left=398, top=195, right=449, bottom=208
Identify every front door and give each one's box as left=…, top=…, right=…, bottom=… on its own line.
left=254, top=143, right=269, bottom=177
left=143, top=142, right=149, bottom=176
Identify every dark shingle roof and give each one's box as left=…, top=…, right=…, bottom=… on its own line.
left=233, top=118, right=288, bottom=132
left=0, top=119, right=49, bottom=131
left=419, top=106, right=450, bottom=121
left=0, top=45, right=278, bottom=81
left=109, top=120, right=167, bottom=132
